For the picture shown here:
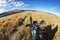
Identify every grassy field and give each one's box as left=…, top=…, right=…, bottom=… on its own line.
left=0, top=10, right=60, bottom=40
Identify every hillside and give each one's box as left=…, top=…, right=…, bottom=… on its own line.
left=0, top=10, right=60, bottom=40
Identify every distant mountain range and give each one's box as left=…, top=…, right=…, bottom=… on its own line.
left=0, top=10, right=25, bottom=18
left=0, top=10, right=36, bottom=18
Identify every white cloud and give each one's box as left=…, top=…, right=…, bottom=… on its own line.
left=0, top=9, right=5, bottom=13
left=0, top=0, right=29, bottom=13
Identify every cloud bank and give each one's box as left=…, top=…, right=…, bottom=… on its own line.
left=0, top=0, right=29, bottom=13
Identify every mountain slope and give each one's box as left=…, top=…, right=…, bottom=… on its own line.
left=0, top=10, right=60, bottom=40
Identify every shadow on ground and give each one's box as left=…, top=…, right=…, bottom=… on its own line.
left=15, top=16, right=58, bottom=40
left=0, top=15, right=58, bottom=40
left=41, top=25, right=58, bottom=40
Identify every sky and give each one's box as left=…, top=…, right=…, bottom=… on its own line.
left=0, top=0, right=60, bottom=17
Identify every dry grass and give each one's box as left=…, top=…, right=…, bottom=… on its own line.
left=0, top=11, right=60, bottom=40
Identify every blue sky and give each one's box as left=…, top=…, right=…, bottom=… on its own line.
left=0, top=0, right=60, bottom=17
